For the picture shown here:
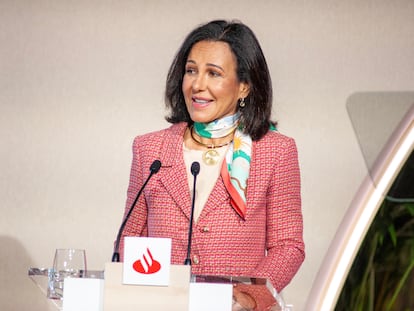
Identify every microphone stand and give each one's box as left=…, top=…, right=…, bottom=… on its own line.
left=184, top=161, right=200, bottom=265
left=111, top=160, right=161, bottom=262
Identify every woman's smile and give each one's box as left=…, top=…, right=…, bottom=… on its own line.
left=192, top=96, right=213, bottom=109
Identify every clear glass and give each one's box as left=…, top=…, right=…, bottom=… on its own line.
left=47, top=249, right=87, bottom=300
left=346, top=94, right=413, bottom=190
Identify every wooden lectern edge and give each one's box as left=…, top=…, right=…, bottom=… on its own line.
left=103, top=262, right=191, bottom=311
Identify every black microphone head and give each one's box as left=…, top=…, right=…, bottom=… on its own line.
left=150, top=160, right=162, bottom=173
left=191, top=161, right=200, bottom=176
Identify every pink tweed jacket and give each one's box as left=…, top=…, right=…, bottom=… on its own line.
left=119, top=122, right=305, bottom=292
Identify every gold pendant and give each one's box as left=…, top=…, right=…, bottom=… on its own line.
left=202, top=149, right=220, bottom=166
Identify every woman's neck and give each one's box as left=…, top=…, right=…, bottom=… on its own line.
left=190, top=125, right=235, bottom=148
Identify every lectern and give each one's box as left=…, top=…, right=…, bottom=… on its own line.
left=29, top=263, right=286, bottom=310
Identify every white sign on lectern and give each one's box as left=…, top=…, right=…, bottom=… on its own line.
left=123, top=236, right=172, bottom=286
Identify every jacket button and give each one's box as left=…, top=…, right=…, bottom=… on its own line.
left=202, top=226, right=209, bottom=232
left=193, top=255, right=199, bottom=264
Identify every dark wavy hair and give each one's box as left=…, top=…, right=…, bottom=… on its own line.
left=165, top=19, right=273, bottom=141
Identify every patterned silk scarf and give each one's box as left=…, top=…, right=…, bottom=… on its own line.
left=194, top=113, right=252, bottom=219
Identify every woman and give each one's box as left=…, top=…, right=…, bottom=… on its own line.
left=119, top=19, right=305, bottom=295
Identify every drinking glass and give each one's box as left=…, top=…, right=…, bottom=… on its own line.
left=47, top=249, right=87, bottom=300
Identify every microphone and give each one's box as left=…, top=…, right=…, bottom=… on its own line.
left=184, top=161, right=200, bottom=265
left=111, top=159, right=162, bottom=262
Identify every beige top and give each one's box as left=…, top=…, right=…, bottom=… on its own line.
left=183, top=143, right=229, bottom=221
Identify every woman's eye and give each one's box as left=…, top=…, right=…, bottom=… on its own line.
left=209, top=70, right=221, bottom=77
left=185, top=68, right=196, bottom=75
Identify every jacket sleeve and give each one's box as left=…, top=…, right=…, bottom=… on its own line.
left=254, top=137, right=305, bottom=292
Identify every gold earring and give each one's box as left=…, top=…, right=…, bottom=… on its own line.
left=239, top=98, right=246, bottom=108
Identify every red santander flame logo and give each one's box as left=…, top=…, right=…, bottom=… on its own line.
left=132, top=247, right=161, bottom=274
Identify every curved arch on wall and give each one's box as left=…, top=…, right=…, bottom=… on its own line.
left=306, top=94, right=414, bottom=310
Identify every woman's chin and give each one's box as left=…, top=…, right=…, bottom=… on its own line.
left=189, top=114, right=215, bottom=124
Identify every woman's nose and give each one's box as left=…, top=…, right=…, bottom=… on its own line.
left=192, top=74, right=206, bottom=91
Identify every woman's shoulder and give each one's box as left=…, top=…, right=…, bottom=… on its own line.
left=252, top=130, right=299, bottom=168
left=256, top=129, right=297, bottom=150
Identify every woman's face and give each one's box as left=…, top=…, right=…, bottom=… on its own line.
left=182, top=40, right=249, bottom=123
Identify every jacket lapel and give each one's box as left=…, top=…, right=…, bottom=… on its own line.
left=158, top=124, right=192, bottom=220
left=198, top=176, right=229, bottom=220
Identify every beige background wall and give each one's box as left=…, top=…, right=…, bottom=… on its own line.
left=1, top=1, right=413, bottom=310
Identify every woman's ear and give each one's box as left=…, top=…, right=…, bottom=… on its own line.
left=239, top=82, right=250, bottom=99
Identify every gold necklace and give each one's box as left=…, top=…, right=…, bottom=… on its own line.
left=189, top=126, right=233, bottom=165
